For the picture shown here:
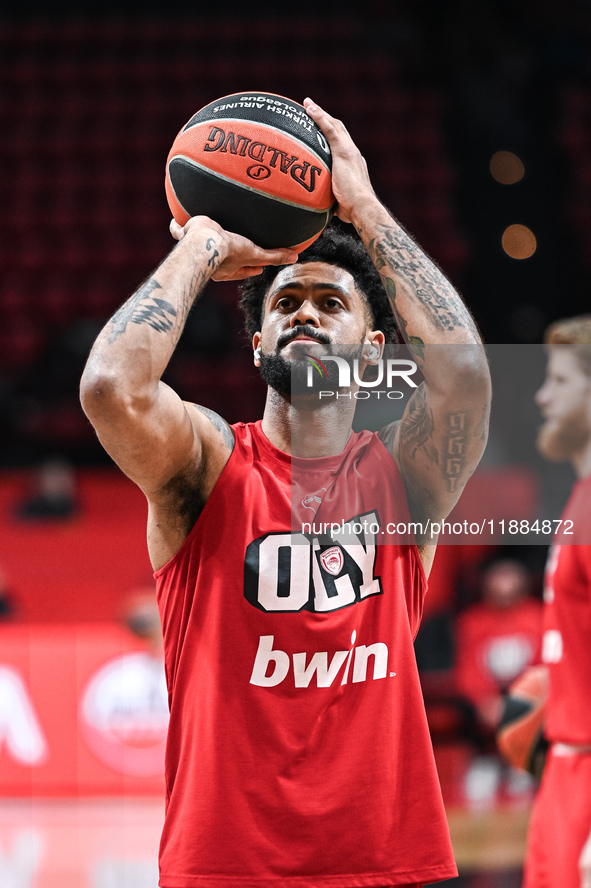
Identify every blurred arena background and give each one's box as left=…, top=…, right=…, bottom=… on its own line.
left=1, top=0, right=591, bottom=885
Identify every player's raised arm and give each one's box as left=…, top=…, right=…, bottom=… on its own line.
left=80, top=216, right=296, bottom=500
left=304, top=99, right=491, bottom=531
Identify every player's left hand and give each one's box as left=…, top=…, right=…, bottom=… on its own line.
left=579, top=832, right=591, bottom=888
left=169, top=217, right=298, bottom=280
left=303, top=98, right=378, bottom=226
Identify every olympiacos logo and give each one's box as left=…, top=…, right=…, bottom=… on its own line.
left=320, top=546, right=344, bottom=576
left=80, top=653, right=169, bottom=777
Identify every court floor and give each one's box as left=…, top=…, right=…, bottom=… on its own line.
left=0, top=798, right=162, bottom=888
left=0, top=798, right=528, bottom=887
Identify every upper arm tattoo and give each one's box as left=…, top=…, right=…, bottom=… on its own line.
left=442, top=411, right=470, bottom=492
left=400, top=384, right=439, bottom=465
left=399, top=386, right=476, bottom=494
left=194, top=405, right=235, bottom=452
left=157, top=404, right=234, bottom=537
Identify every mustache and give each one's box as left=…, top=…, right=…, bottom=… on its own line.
left=277, top=326, right=331, bottom=350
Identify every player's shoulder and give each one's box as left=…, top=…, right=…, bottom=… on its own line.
left=186, top=402, right=235, bottom=453
left=146, top=405, right=237, bottom=566
left=151, top=402, right=235, bottom=511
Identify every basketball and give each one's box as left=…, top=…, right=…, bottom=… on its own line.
left=497, top=664, right=549, bottom=778
left=165, top=92, right=336, bottom=252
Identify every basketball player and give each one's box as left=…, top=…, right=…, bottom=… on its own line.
left=80, top=99, right=491, bottom=887
left=523, top=315, right=591, bottom=888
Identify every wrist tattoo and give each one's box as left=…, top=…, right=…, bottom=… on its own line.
left=206, top=237, right=220, bottom=270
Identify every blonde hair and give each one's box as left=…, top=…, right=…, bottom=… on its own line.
left=545, top=315, right=591, bottom=375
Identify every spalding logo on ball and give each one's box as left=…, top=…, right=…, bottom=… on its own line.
left=165, top=92, right=336, bottom=252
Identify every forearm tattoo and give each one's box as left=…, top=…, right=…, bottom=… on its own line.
left=108, top=236, right=220, bottom=344
left=366, top=223, right=478, bottom=338
left=366, top=222, right=486, bottom=502
left=109, top=279, right=177, bottom=343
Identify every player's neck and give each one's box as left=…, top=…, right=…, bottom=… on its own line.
left=261, top=388, right=356, bottom=457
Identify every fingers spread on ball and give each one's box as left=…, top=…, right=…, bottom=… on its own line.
left=304, top=98, right=347, bottom=137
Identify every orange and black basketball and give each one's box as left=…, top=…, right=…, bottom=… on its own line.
left=165, top=92, right=336, bottom=252
left=497, top=664, right=549, bottom=779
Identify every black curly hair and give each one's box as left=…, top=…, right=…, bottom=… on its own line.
left=239, top=223, right=399, bottom=343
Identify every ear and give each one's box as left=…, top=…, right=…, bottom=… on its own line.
left=363, top=330, right=385, bottom=364
left=252, top=333, right=262, bottom=366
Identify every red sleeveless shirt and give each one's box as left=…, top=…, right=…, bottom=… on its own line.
left=542, top=476, right=591, bottom=744
left=154, top=421, right=456, bottom=887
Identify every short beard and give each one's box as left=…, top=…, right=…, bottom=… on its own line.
left=536, top=408, right=590, bottom=462
left=258, top=352, right=297, bottom=397
left=258, top=352, right=343, bottom=398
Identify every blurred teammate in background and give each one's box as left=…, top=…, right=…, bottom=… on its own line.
left=80, top=100, right=491, bottom=888
left=122, top=586, right=164, bottom=659
left=15, top=457, right=77, bottom=520
left=0, top=564, right=15, bottom=619
left=524, top=315, right=591, bottom=888
left=456, top=557, right=542, bottom=735
left=456, top=557, right=542, bottom=807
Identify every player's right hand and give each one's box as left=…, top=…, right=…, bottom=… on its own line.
left=170, top=216, right=298, bottom=281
